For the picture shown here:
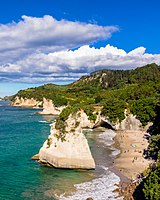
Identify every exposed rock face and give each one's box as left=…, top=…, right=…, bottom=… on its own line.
left=39, top=110, right=95, bottom=169
left=38, top=98, right=65, bottom=115
left=11, top=97, right=65, bottom=115
left=115, top=114, right=142, bottom=130
left=94, top=113, right=142, bottom=131
left=11, top=96, right=41, bottom=107
left=95, top=108, right=142, bottom=131
left=65, top=109, right=95, bottom=131
left=38, top=109, right=143, bottom=169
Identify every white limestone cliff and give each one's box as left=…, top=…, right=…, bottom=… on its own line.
left=38, top=98, right=66, bottom=115
left=39, top=110, right=95, bottom=169
left=11, top=96, right=41, bottom=107
left=114, top=114, right=142, bottom=130
left=38, top=109, right=144, bottom=169
left=94, top=112, right=142, bottom=131
left=12, top=96, right=65, bottom=115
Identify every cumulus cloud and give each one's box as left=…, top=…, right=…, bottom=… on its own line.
left=0, top=15, right=118, bottom=64
left=0, top=44, right=160, bottom=83
left=0, top=15, right=159, bottom=84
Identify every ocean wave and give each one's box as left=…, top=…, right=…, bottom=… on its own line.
left=59, top=167, right=123, bottom=200
left=98, top=129, right=116, bottom=146
left=111, top=147, right=121, bottom=157
left=98, top=130, right=121, bottom=158
left=38, top=120, right=51, bottom=123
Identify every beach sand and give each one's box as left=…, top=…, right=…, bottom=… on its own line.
left=114, top=130, right=151, bottom=180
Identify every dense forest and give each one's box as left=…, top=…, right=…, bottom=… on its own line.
left=136, top=103, right=160, bottom=200
left=14, top=63, right=160, bottom=125
left=13, top=63, right=160, bottom=199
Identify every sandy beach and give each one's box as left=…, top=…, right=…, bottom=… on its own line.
left=114, top=130, right=151, bottom=180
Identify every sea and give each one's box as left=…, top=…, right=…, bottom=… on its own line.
left=0, top=100, right=123, bottom=200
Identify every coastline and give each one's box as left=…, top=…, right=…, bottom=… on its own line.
left=55, top=129, right=125, bottom=200
left=114, top=130, right=151, bottom=180
left=6, top=100, right=150, bottom=199
left=113, top=129, right=151, bottom=199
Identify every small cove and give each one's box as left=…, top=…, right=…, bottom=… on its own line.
left=0, top=101, right=123, bottom=200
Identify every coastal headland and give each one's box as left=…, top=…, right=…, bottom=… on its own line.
left=10, top=64, right=160, bottom=199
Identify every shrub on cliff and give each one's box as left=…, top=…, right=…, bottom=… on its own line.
left=130, top=97, right=158, bottom=126
left=101, top=99, right=126, bottom=123
left=55, top=106, right=79, bottom=132
left=138, top=104, right=160, bottom=200
left=143, top=163, right=160, bottom=200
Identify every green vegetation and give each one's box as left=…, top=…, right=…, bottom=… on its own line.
left=13, top=63, right=160, bottom=126
left=101, top=99, right=126, bottom=123
left=14, top=84, right=68, bottom=107
left=47, top=137, right=52, bottom=148
left=55, top=106, right=79, bottom=132
left=143, top=163, right=160, bottom=200
left=13, top=63, right=160, bottom=199
left=55, top=104, right=97, bottom=133
left=135, top=103, right=160, bottom=200
left=130, top=97, right=158, bottom=126
left=147, top=104, right=160, bottom=160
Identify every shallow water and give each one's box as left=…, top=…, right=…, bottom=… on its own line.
left=0, top=101, right=122, bottom=200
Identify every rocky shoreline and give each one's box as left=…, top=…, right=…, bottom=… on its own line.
left=12, top=96, right=151, bottom=199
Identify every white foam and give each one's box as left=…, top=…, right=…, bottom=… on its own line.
left=57, top=130, right=123, bottom=200
left=98, top=129, right=116, bottom=146
left=111, top=147, right=121, bottom=157
left=59, top=168, right=123, bottom=200
left=38, top=120, right=50, bottom=123
left=98, top=130, right=121, bottom=157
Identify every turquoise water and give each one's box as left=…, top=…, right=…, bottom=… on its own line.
left=0, top=101, right=122, bottom=200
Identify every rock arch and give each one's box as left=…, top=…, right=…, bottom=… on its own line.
left=93, top=119, right=114, bottom=130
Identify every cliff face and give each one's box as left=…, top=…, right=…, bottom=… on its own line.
left=38, top=109, right=144, bottom=169
left=94, top=112, right=142, bottom=131
left=11, top=96, right=41, bottom=107
left=12, top=97, right=65, bottom=115
left=39, top=110, right=95, bottom=169
left=115, top=114, right=142, bottom=131
left=38, top=98, right=65, bottom=115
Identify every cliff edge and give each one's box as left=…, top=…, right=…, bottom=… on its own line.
left=11, top=96, right=41, bottom=107
left=38, top=98, right=65, bottom=115
left=38, top=108, right=144, bottom=169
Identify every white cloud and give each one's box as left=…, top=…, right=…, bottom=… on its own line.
left=0, top=15, right=118, bottom=64
left=128, top=47, right=146, bottom=56
left=0, top=15, right=159, bottom=84
left=0, top=44, right=160, bottom=83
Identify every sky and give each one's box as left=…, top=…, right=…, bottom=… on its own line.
left=0, top=0, right=160, bottom=97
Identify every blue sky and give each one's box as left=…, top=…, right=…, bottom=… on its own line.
left=0, top=0, right=160, bottom=97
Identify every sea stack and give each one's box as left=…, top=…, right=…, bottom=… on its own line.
left=39, top=110, right=95, bottom=169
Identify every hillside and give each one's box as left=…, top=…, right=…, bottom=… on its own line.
left=12, top=63, right=160, bottom=125
left=12, top=63, right=160, bottom=199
